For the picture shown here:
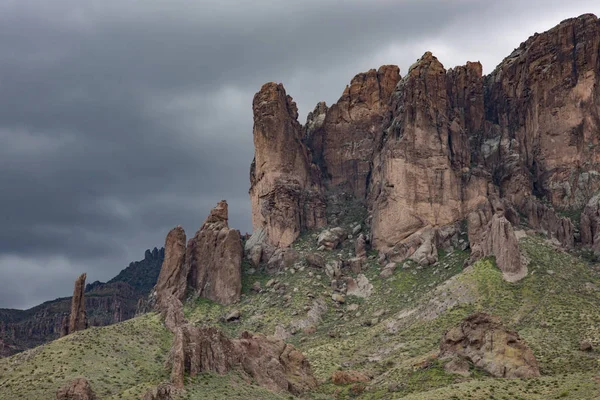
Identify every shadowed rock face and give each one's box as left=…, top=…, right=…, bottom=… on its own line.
left=484, top=14, right=600, bottom=211
left=67, top=274, right=88, bottom=335
left=440, top=313, right=540, bottom=379
left=306, top=65, right=401, bottom=198
left=187, top=200, right=243, bottom=305
left=250, top=82, right=326, bottom=248
left=369, top=53, right=489, bottom=252
left=56, top=377, right=97, bottom=400
left=170, top=325, right=317, bottom=394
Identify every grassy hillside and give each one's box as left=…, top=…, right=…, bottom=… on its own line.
left=1, top=232, right=600, bottom=399
left=0, top=313, right=172, bottom=399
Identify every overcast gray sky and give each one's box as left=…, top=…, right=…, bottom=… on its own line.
left=1, top=0, right=598, bottom=310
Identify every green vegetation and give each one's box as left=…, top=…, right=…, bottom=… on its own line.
left=2, top=229, right=600, bottom=399
left=0, top=313, right=172, bottom=400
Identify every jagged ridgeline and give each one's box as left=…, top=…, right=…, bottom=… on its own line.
left=3, top=13, right=600, bottom=400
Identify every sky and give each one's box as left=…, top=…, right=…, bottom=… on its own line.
left=1, top=0, right=598, bottom=310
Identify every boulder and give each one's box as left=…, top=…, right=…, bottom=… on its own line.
left=345, top=274, right=373, bottom=298
left=170, top=326, right=317, bottom=394
left=379, top=263, right=397, bottom=278
left=56, top=377, right=96, bottom=400
left=142, top=383, right=176, bottom=400
left=440, top=313, right=540, bottom=379
left=266, top=248, right=299, bottom=273
left=306, top=253, right=326, bottom=269
left=346, top=257, right=363, bottom=274
left=331, top=370, right=370, bottom=385
left=325, top=260, right=342, bottom=279
left=317, top=227, right=346, bottom=250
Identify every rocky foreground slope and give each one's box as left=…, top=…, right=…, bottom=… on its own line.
left=2, top=13, right=600, bottom=400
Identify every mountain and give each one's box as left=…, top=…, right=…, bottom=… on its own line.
left=2, top=13, right=600, bottom=400
left=0, top=247, right=164, bottom=357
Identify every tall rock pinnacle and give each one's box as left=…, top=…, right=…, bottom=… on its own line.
left=154, top=226, right=188, bottom=309
left=67, top=273, right=88, bottom=334
left=250, top=82, right=326, bottom=248
left=187, top=200, right=243, bottom=305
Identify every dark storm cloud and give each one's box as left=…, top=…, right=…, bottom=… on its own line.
left=0, top=0, right=598, bottom=309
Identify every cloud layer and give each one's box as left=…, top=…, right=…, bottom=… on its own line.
left=1, top=0, right=598, bottom=309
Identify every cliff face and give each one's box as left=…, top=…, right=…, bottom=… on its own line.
left=484, top=14, right=600, bottom=211
left=369, top=53, right=489, bottom=251
left=248, top=13, right=600, bottom=262
left=306, top=66, right=401, bottom=199
left=249, top=83, right=326, bottom=248
left=0, top=249, right=164, bottom=357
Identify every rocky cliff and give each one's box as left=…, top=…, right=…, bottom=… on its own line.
left=305, top=65, right=400, bottom=198
left=249, top=13, right=600, bottom=271
left=250, top=83, right=326, bottom=249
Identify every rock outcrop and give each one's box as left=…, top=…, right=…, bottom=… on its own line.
left=55, top=377, right=97, bottom=400
left=67, top=274, right=88, bottom=335
left=186, top=200, right=243, bottom=305
left=581, top=193, right=600, bottom=253
left=440, top=313, right=540, bottom=378
left=152, top=201, right=243, bottom=309
left=250, top=82, right=326, bottom=248
left=170, top=325, right=317, bottom=394
left=369, top=52, right=489, bottom=253
left=154, top=227, right=188, bottom=309
left=142, top=383, right=176, bottom=400
left=305, top=66, right=401, bottom=198
left=467, top=202, right=525, bottom=281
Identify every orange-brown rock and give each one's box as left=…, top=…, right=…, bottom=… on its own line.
left=170, top=325, right=317, bottom=394
left=331, top=370, right=370, bottom=385
left=440, top=313, right=540, bottom=378
left=186, top=200, right=243, bottom=305
left=484, top=14, right=600, bottom=211
left=56, top=377, right=97, bottom=400
left=67, top=274, right=88, bottom=335
left=369, top=52, right=489, bottom=253
left=154, top=227, right=188, bottom=310
left=250, top=82, right=326, bottom=248
left=306, top=66, right=400, bottom=198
